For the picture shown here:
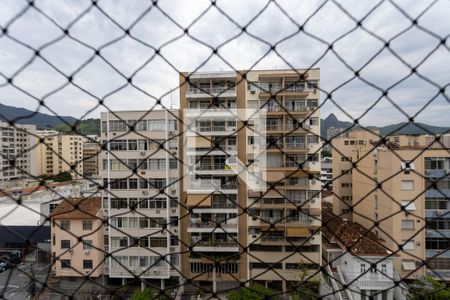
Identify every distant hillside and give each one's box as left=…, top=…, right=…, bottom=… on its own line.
left=0, top=103, right=77, bottom=129
left=320, top=113, right=449, bottom=138
left=378, top=122, right=449, bottom=136
left=53, top=118, right=101, bottom=136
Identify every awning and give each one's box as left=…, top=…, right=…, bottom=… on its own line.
left=286, top=227, right=310, bottom=237
left=402, top=261, right=416, bottom=271
left=187, top=136, right=211, bottom=148
left=266, top=171, right=285, bottom=182
left=186, top=194, right=212, bottom=207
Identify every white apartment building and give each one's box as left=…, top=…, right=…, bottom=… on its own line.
left=101, top=110, right=181, bottom=289
left=0, top=122, right=38, bottom=185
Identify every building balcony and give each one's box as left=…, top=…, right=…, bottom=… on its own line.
left=188, top=221, right=238, bottom=233
left=186, top=87, right=236, bottom=98
left=109, top=265, right=171, bottom=279
left=191, top=240, right=239, bottom=252
left=425, top=189, right=450, bottom=198
left=424, top=169, right=448, bottom=178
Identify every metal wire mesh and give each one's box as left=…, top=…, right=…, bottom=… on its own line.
left=0, top=0, right=449, bottom=299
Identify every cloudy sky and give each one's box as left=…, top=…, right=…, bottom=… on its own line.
left=0, top=0, right=449, bottom=126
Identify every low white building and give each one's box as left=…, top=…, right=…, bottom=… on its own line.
left=0, top=179, right=101, bottom=226
left=322, top=206, right=408, bottom=300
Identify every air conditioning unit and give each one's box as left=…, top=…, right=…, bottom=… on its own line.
left=142, top=190, right=149, bottom=195
left=139, top=151, right=146, bottom=157
left=170, top=189, right=176, bottom=195
left=153, top=269, right=160, bottom=274
left=140, top=171, right=146, bottom=175
left=84, top=250, right=90, bottom=255
left=171, top=208, right=177, bottom=213
left=169, top=131, right=176, bottom=136
left=250, top=90, right=256, bottom=94
left=435, top=210, right=443, bottom=216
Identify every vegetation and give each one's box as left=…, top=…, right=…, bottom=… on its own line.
left=41, top=171, right=73, bottom=182
left=227, top=284, right=276, bottom=300
left=321, top=149, right=331, bottom=157
left=129, top=288, right=171, bottom=300
left=292, top=263, right=320, bottom=300
left=53, top=118, right=100, bottom=136
left=410, top=276, right=450, bottom=300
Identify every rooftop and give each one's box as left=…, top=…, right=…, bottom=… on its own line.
left=322, top=205, right=393, bottom=257
left=50, top=197, right=102, bottom=220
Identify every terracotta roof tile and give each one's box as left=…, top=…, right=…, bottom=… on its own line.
left=322, top=206, right=393, bottom=256
left=50, top=197, right=102, bottom=220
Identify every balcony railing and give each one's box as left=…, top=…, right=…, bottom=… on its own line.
left=195, top=163, right=236, bottom=170
left=191, top=240, right=238, bottom=247
left=187, top=86, right=236, bottom=94
left=285, top=143, right=307, bottom=149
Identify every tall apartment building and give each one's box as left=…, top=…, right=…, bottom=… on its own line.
left=83, top=142, right=100, bottom=178
left=0, top=122, right=38, bottom=184
left=333, top=131, right=450, bottom=280
left=331, top=129, right=380, bottom=219
left=36, top=134, right=84, bottom=179
left=101, top=110, right=181, bottom=289
left=179, top=69, right=321, bottom=292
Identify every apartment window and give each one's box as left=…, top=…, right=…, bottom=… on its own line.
left=403, top=240, right=415, bottom=250
left=401, top=180, right=414, bottom=191
left=61, top=260, right=71, bottom=269
left=83, top=260, right=93, bottom=269
left=129, top=217, right=138, bottom=228
left=360, top=264, right=366, bottom=273
left=61, top=240, right=71, bottom=249
left=401, top=219, right=415, bottom=230
left=83, top=240, right=93, bottom=250
left=129, top=178, right=138, bottom=189
left=60, top=220, right=70, bottom=231
left=128, top=139, right=138, bottom=150
left=136, top=236, right=148, bottom=247
left=401, top=200, right=416, bottom=211
left=129, top=256, right=139, bottom=267
left=140, top=256, right=149, bottom=267
left=119, top=237, right=128, bottom=247
left=149, top=120, right=166, bottom=131
left=82, top=220, right=93, bottom=230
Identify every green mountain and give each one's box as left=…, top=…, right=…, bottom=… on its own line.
left=320, top=113, right=449, bottom=138
left=0, top=103, right=77, bottom=129
left=53, top=118, right=100, bottom=136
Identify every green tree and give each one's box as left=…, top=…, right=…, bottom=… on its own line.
left=53, top=171, right=73, bottom=182
left=227, top=284, right=276, bottom=300
left=321, top=149, right=331, bottom=157
left=292, top=263, right=320, bottom=300
left=411, top=276, right=450, bottom=300
left=130, top=288, right=153, bottom=300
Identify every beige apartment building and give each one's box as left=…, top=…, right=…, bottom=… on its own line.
left=100, top=110, right=181, bottom=289
left=83, top=142, right=100, bottom=177
left=331, top=129, right=380, bottom=219
left=179, top=69, right=322, bottom=292
left=36, top=134, right=84, bottom=179
left=50, top=197, right=104, bottom=277
left=0, top=122, right=38, bottom=184
left=333, top=131, right=450, bottom=280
